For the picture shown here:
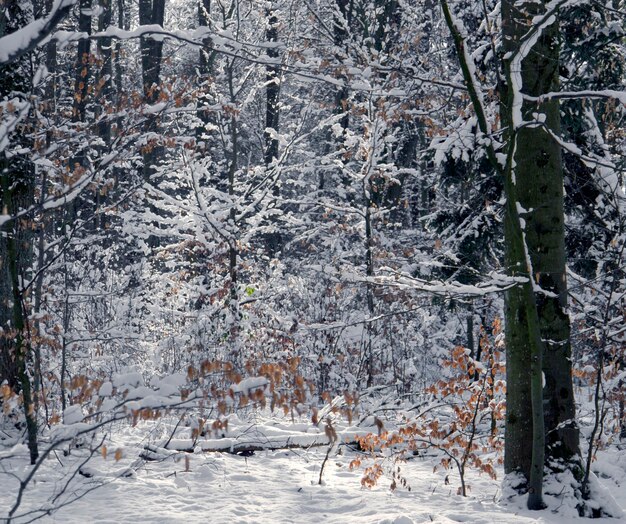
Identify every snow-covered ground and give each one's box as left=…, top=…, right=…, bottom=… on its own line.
left=1, top=418, right=624, bottom=523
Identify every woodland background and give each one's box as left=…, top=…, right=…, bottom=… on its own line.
left=0, top=0, right=625, bottom=520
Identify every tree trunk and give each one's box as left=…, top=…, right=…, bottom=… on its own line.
left=263, top=2, right=282, bottom=255
left=72, top=0, right=91, bottom=125
left=364, top=198, right=375, bottom=386
left=264, top=3, right=279, bottom=168
left=139, top=0, right=165, bottom=105
left=96, top=0, right=113, bottom=149
left=3, top=202, right=39, bottom=464
left=501, top=0, right=581, bottom=507
left=441, top=0, right=582, bottom=510
left=139, top=0, right=166, bottom=179
left=0, top=6, right=39, bottom=466
left=114, top=0, right=126, bottom=126
left=196, top=0, right=215, bottom=140
left=333, top=0, right=350, bottom=131
left=226, top=61, right=240, bottom=356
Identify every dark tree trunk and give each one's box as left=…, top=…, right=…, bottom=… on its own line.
left=0, top=0, right=39, bottom=465
left=72, top=0, right=92, bottom=126
left=139, top=0, right=166, bottom=179
left=333, top=0, right=350, bottom=131
left=114, top=0, right=126, bottom=119
left=263, top=2, right=282, bottom=255
left=319, top=0, right=351, bottom=193
left=501, top=0, right=581, bottom=509
left=225, top=63, right=239, bottom=351
left=441, top=0, right=582, bottom=511
left=139, top=0, right=165, bottom=105
left=264, top=4, right=279, bottom=168
left=196, top=0, right=215, bottom=140
left=96, top=0, right=113, bottom=148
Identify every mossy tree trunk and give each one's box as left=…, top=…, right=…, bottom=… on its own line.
left=501, top=0, right=581, bottom=507
left=441, top=0, right=582, bottom=510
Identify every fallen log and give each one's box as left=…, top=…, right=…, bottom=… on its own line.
left=150, top=430, right=368, bottom=455
left=140, top=444, right=184, bottom=461
left=197, top=429, right=370, bottom=454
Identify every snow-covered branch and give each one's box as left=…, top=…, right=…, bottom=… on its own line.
left=0, top=0, right=77, bottom=65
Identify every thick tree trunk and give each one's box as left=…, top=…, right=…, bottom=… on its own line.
left=4, top=206, right=39, bottom=464
left=139, top=0, right=165, bottom=105
left=501, top=0, right=581, bottom=507
left=138, top=0, right=166, bottom=250
left=0, top=6, right=39, bottom=465
left=441, top=0, right=581, bottom=510
left=139, top=0, right=165, bottom=180
left=72, top=0, right=91, bottom=125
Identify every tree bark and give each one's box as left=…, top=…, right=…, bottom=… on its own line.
left=139, top=0, right=166, bottom=179
left=264, top=3, right=279, bottom=169
left=263, top=2, right=282, bottom=255
left=72, top=0, right=91, bottom=125
left=333, top=0, right=350, bottom=131
left=196, top=0, right=215, bottom=139
left=96, top=0, right=113, bottom=148
left=440, top=0, right=582, bottom=510
left=501, top=0, right=581, bottom=507
left=0, top=3, right=38, bottom=461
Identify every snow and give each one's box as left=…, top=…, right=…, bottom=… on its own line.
left=63, top=405, right=84, bottom=425
left=507, top=0, right=581, bottom=132
left=0, top=0, right=76, bottom=64
left=531, top=90, right=626, bottom=106
left=1, top=0, right=624, bottom=522
left=112, top=371, right=144, bottom=388
left=145, top=102, right=168, bottom=114
left=151, top=373, right=187, bottom=396
left=230, top=376, right=269, bottom=395
left=1, top=415, right=624, bottom=523
left=98, top=381, right=113, bottom=397
left=586, top=472, right=624, bottom=519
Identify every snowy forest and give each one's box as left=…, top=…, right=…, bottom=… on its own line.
left=0, top=0, right=625, bottom=521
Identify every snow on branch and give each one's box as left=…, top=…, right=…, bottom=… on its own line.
left=358, top=268, right=527, bottom=297
left=439, top=0, right=501, bottom=170
left=506, top=0, right=578, bottom=129
left=48, top=25, right=466, bottom=95
left=0, top=0, right=77, bottom=65
left=0, top=98, right=30, bottom=153
left=527, top=90, right=626, bottom=105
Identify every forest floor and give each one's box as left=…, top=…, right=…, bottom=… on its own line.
left=1, top=415, right=625, bottom=523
